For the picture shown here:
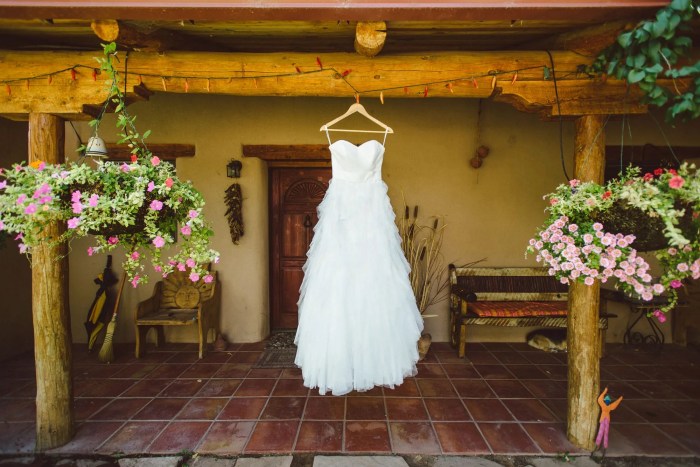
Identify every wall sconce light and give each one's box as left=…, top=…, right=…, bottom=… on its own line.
left=227, top=159, right=243, bottom=178
left=85, top=135, right=108, bottom=160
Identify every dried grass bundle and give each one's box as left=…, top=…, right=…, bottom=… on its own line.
left=398, top=202, right=448, bottom=315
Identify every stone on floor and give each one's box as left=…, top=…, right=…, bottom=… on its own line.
left=313, top=456, right=408, bottom=467
left=235, top=456, right=293, bottom=467
left=190, top=456, right=236, bottom=467
left=0, top=458, right=45, bottom=466
left=433, top=457, right=504, bottom=467
left=526, top=457, right=599, bottom=467
left=55, top=460, right=116, bottom=467
left=117, top=457, right=182, bottom=467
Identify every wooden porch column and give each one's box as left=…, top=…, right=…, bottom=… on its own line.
left=28, top=113, right=74, bottom=450
left=567, top=114, right=605, bottom=450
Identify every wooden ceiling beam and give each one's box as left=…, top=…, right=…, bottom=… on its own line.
left=523, top=20, right=633, bottom=55
left=0, top=1, right=667, bottom=22
left=354, top=21, right=386, bottom=57
left=0, top=49, right=661, bottom=117
left=90, top=19, right=220, bottom=52
left=493, top=79, right=648, bottom=118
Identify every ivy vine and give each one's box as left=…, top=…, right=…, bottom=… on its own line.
left=591, top=0, right=699, bottom=122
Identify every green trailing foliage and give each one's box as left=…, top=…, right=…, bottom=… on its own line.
left=590, top=0, right=700, bottom=122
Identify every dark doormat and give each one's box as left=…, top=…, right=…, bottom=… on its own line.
left=253, top=331, right=297, bottom=368
left=253, top=348, right=298, bottom=369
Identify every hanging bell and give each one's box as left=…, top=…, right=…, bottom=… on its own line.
left=85, top=135, right=108, bottom=159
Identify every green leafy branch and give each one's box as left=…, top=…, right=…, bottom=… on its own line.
left=88, top=43, right=152, bottom=159
left=590, top=0, right=699, bottom=122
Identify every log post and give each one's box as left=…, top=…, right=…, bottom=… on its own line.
left=567, top=114, right=606, bottom=450
left=28, top=113, right=73, bottom=450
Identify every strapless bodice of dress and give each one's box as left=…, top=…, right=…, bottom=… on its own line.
left=329, top=139, right=384, bottom=183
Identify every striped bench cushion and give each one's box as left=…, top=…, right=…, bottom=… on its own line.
left=469, top=301, right=568, bottom=318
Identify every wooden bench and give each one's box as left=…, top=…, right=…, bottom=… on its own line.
left=448, top=265, right=613, bottom=358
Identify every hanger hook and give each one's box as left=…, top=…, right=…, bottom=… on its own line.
left=355, top=93, right=360, bottom=104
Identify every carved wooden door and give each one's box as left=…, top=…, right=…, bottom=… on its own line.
left=270, top=167, right=331, bottom=329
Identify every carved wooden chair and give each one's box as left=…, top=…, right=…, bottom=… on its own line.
left=134, top=269, right=221, bottom=359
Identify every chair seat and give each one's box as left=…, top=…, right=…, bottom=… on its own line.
left=136, top=308, right=198, bottom=325
left=134, top=269, right=221, bottom=359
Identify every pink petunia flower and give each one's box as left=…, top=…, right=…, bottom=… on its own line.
left=177, top=262, right=186, bottom=271
left=678, top=263, right=689, bottom=272
left=87, top=247, right=94, bottom=256
left=120, top=163, right=131, bottom=173
left=593, top=223, right=603, bottom=231
left=154, top=265, right=162, bottom=273
left=165, top=178, right=173, bottom=188
left=147, top=181, right=156, bottom=192
left=152, top=235, right=165, bottom=248
left=150, top=156, right=161, bottom=166
left=186, top=258, right=196, bottom=268
left=150, top=200, right=163, bottom=211
left=0, top=181, right=6, bottom=190
left=18, top=243, right=27, bottom=254
left=669, top=175, right=685, bottom=189
left=72, top=202, right=83, bottom=214
left=189, top=272, right=200, bottom=282
left=67, top=217, right=80, bottom=229
left=16, top=194, right=26, bottom=204
left=131, top=275, right=140, bottom=288
left=180, top=225, right=192, bottom=236
left=188, top=209, right=199, bottom=219
left=24, top=204, right=37, bottom=214
left=131, top=251, right=140, bottom=260
left=88, top=194, right=99, bottom=207
left=71, top=190, right=81, bottom=203
left=108, top=236, right=119, bottom=245
left=569, top=179, right=580, bottom=187
left=203, top=274, right=214, bottom=283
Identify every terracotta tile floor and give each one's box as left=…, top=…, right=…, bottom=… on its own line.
left=0, top=341, right=699, bottom=457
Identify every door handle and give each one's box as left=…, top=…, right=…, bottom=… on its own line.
left=303, top=215, right=312, bottom=228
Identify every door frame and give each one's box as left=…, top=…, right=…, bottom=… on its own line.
left=242, top=144, right=331, bottom=331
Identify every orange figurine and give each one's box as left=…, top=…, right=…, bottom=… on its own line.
left=594, top=387, right=623, bottom=454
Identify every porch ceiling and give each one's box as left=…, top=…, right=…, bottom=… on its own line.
left=0, top=0, right=693, bottom=55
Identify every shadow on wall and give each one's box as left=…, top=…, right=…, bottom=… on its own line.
left=0, top=119, right=33, bottom=361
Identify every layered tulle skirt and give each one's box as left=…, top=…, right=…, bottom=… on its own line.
left=294, top=177, right=424, bottom=395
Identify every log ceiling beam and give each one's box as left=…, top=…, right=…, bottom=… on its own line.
left=523, top=20, right=632, bottom=55
left=354, top=21, right=386, bottom=57
left=90, top=19, right=226, bottom=52
left=91, top=19, right=178, bottom=52
left=0, top=1, right=667, bottom=22
left=0, top=49, right=669, bottom=118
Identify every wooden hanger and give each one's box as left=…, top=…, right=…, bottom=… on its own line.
left=320, top=103, right=394, bottom=135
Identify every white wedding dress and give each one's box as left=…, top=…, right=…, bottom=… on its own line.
left=294, top=139, right=424, bottom=396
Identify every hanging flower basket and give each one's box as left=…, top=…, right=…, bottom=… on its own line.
left=593, top=200, right=696, bottom=252
left=0, top=43, right=219, bottom=287
left=527, top=164, right=700, bottom=319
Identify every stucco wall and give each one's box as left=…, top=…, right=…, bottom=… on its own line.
left=9, top=94, right=699, bottom=351
left=0, top=119, right=33, bottom=361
